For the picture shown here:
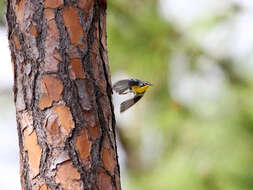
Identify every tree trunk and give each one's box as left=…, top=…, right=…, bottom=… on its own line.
left=6, top=0, right=121, bottom=189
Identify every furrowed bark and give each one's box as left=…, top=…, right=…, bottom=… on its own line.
left=6, top=0, right=121, bottom=189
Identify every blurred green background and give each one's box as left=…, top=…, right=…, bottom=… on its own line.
left=1, top=0, right=253, bottom=189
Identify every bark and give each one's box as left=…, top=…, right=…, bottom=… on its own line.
left=6, top=0, right=121, bottom=189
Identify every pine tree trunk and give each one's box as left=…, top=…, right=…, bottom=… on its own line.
left=6, top=0, right=121, bottom=189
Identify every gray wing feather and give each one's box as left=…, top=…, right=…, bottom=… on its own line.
left=120, top=95, right=143, bottom=113
left=113, top=80, right=130, bottom=94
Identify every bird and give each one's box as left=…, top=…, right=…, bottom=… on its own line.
left=113, top=78, right=152, bottom=113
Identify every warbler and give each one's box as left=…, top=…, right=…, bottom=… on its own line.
left=113, top=78, right=152, bottom=113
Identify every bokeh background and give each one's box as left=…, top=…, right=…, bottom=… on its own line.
left=1, top=0, right=253, bottom=189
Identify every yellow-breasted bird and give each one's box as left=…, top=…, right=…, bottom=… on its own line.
left=113, top=78, right=152, bottom=113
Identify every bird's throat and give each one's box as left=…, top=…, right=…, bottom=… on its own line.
left=132, top=85, right=150, bottom=94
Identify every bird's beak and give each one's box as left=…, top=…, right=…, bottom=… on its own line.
left=144, top=81, right=152, bottom=86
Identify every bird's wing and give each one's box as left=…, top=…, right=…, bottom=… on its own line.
left=113, top=79, right=131, bottom=94
left=120, top=95, right=143, bottom=113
